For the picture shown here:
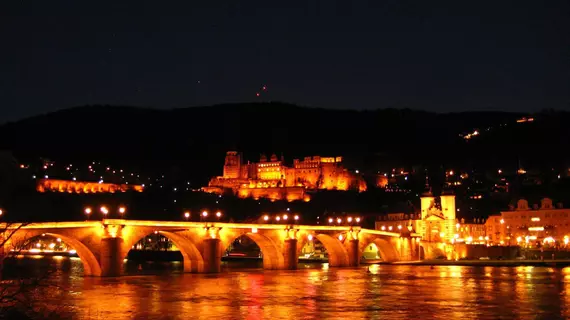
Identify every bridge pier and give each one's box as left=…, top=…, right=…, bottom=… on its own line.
left=347, top=239, right=360, bottom=267
left=203, top=238, right=222, bottom=273
left=100, top=237, right=124, bottom=277
left=283, top=239, right=298, bottom=270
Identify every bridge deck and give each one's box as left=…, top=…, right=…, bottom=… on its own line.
left=2, top=220, right=404, bottom=237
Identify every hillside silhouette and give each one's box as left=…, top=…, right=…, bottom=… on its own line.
left=0, top=102, right=567, bottom=184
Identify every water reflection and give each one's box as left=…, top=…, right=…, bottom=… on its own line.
left=2, top=257, right=570, bottom=319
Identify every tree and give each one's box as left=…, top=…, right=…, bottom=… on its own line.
left=0, top=222, right=71, bottom=319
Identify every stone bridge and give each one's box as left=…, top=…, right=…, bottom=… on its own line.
left=3, top=220, right=421, bottom=276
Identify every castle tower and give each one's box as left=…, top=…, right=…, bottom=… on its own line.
left=223, top=151, right=242, bottom=179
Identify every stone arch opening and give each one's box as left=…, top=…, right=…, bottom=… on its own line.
left=362, top=242, right=380, bottom=260
left=313, top=234, right=349, bottom=267
left=223, top=233, right=284, bottom=270
left=123, top=231, right=204, bottom=273
left=419, top=246, right=426, bottom=260
left=361, top=238, right=400, bottom=262
left=9, top=232, right=102, bottom=277
left=297, top=233, right=351, bottom=267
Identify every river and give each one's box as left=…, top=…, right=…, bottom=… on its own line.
left=3, top=256, right=570, bottom=319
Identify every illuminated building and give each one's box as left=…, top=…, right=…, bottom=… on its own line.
left=376, top=195, right=570, bottom=251
left=36, top=179, right=144, bottom=194
left=486, top=198, right=570, bottom=247
left=202, top=151, right=366, bottom=201
left=376, top=189, right=459, bottom=243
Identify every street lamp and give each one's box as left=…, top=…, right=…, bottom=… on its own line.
left=84, top=207, right=92, bottom=215
left=355, top=217, right=361, bottom=223
left=283, top=214, right=288, bottom=221
left=0, top=209, right=3, bottom=216
left=263, top=215, right=269, bottom=222
left=328, top=218, right=333, bottom=223
left=294, top=215, right=299, bottom=221
left=184, top=211, right=190, bottom=220
left=118, top=206, right=126, bottom=215
left=100, top=206, right=109, bottom=216
left=337, top=218, right=342, bottom=225
left=216, top=211, right=222, bottom=219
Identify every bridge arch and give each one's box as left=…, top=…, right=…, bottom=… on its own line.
left=360, top=237, right=400, bottom=262
left=297, top=233, right=350, bottom=267
left=222, top=232, right=285, bottom=270
left=122, top=230, right=205, bottom=273
left=7, top=231, right=102, bottom=277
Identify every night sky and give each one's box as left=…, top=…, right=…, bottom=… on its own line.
left=1, top=0, right=569, bottom=122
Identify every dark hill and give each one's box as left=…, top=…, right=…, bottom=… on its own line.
left=0, top=102, right=567, bottom=184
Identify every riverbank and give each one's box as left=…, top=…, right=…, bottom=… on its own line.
left=384, top=259, right=570, bottom=267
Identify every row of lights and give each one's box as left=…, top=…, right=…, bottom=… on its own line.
left=379, top=224, right=405, bottom=231
left=262, top=214, right=299, bottom=222
left=84, top=206, right=126, bottom=216
left=327, top=217, right=361, bottom=224
left=183, top=210, right=222, bottom=220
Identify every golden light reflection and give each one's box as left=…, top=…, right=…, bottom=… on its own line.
left=367, top=264, right=381, bottom=274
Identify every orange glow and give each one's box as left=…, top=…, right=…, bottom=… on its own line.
left=84, top=207, right=92, bottom=215
left=100, top=206, right=109, bottom=215
left=36, top=179, right=143, bottom=194
left=203, top=151, right=366, bottom=201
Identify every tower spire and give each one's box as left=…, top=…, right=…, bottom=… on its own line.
left=422, top=171, right=433, bottom=197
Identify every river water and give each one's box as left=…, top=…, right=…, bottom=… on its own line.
left=4, top=256, right=570, bottom=319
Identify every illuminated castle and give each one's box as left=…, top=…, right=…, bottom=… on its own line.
left=37, top=179, right=144, bottom=194
left=202, top=151, right=367, bottom=201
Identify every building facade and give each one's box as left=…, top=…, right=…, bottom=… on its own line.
left=485, top=198, right=570, bottom=248
left=202, top=151, right=367, bottom=201
left=376, top=195, right=569, bottom=252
